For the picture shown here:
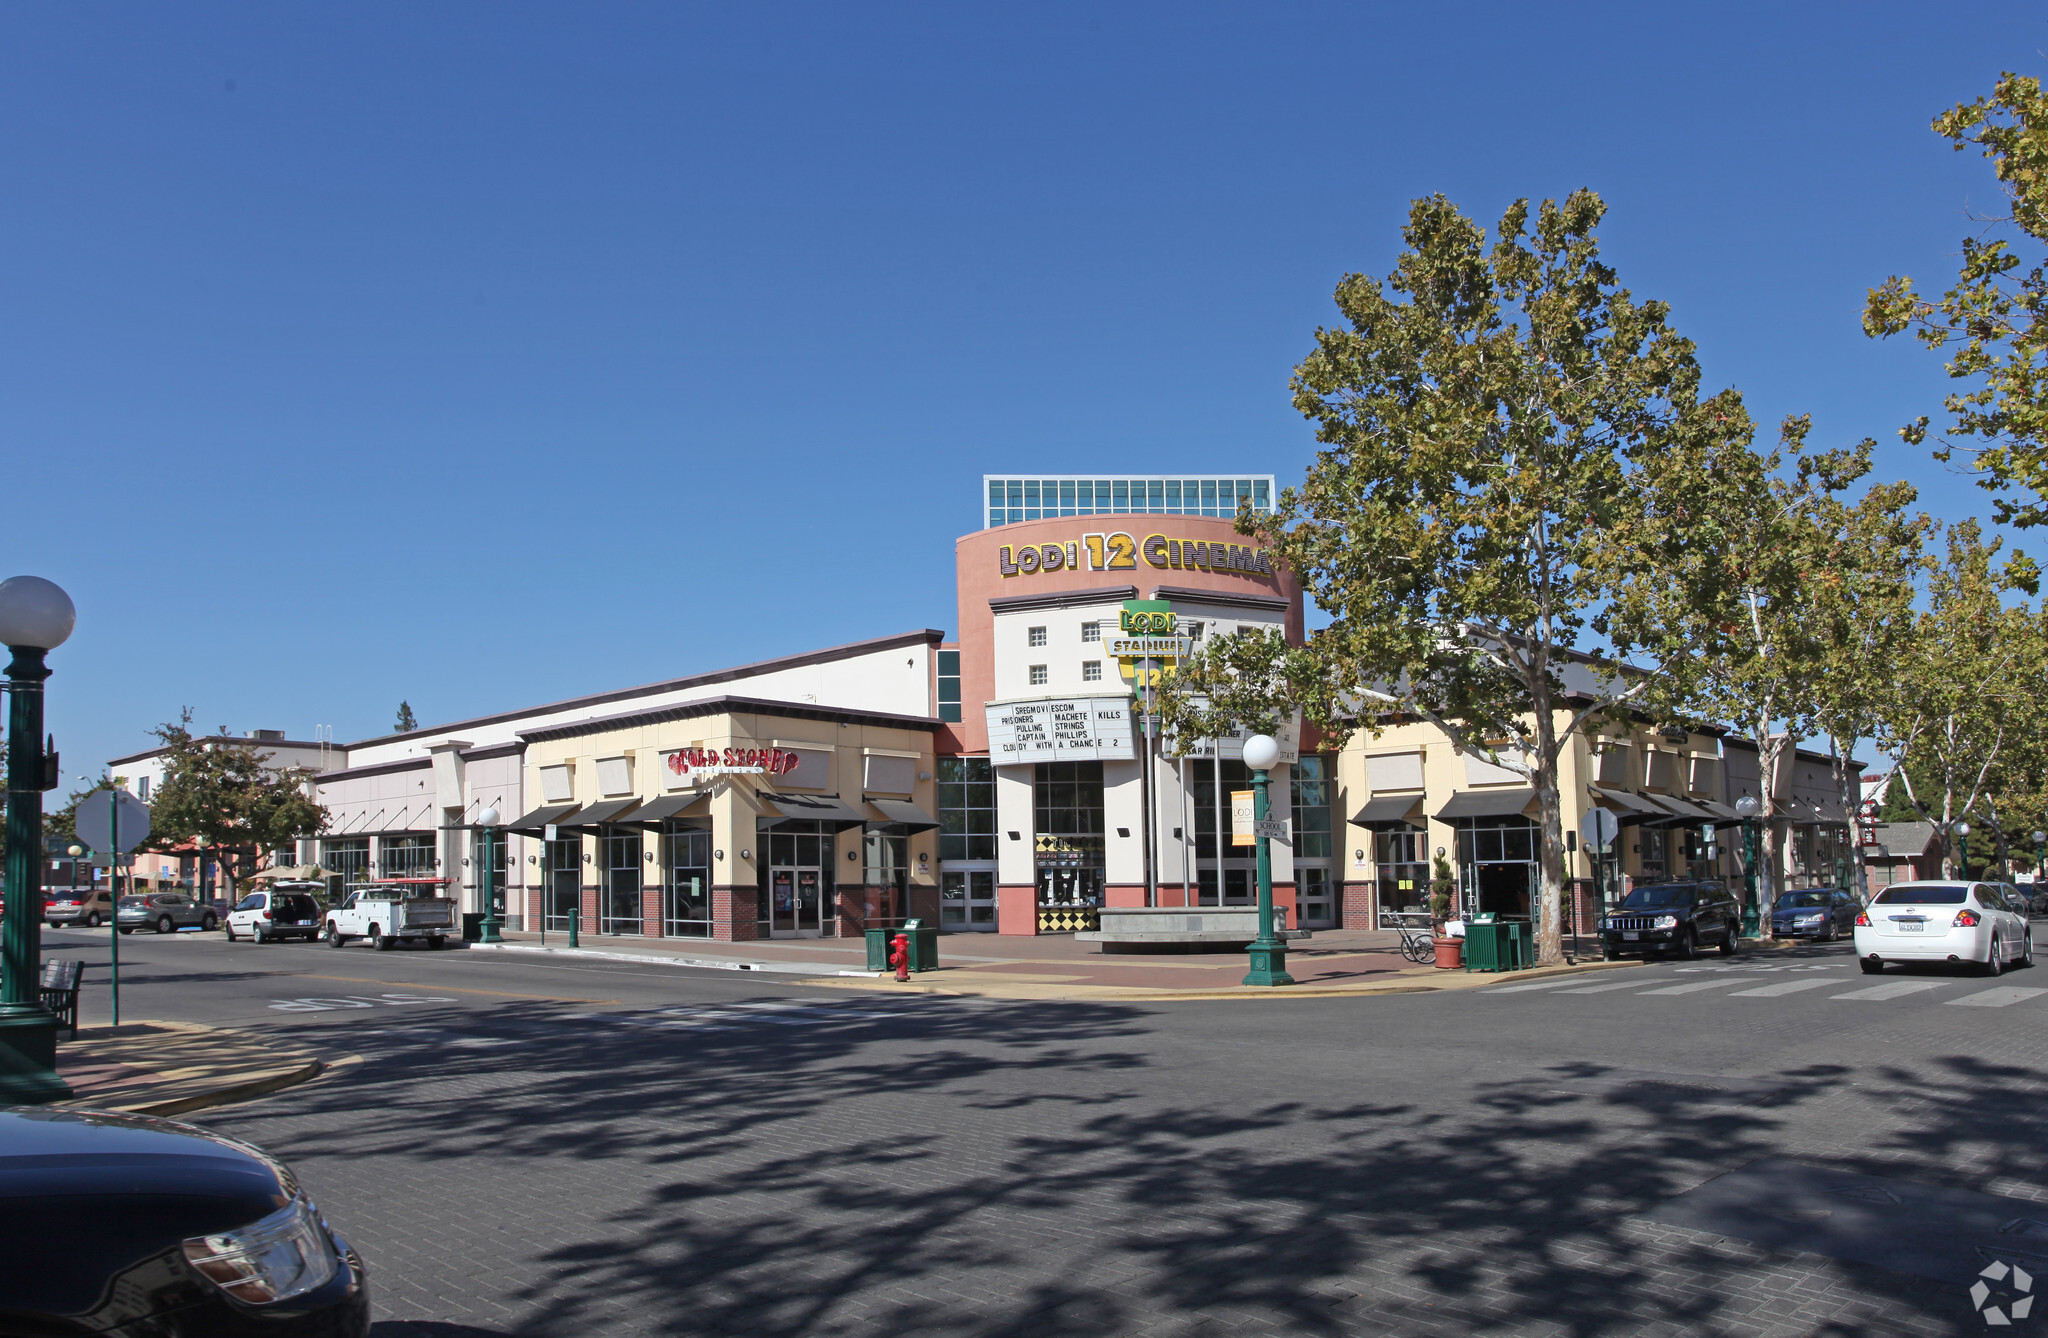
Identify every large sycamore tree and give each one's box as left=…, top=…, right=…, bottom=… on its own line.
left=1160, top=190, right=1730, bottom=965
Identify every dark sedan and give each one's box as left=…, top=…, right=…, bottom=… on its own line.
left=0, top=1106, right=368, bottom=1336
left=1770, top=887, right=1860, bottom=941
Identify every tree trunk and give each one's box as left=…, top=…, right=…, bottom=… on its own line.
left=1533, top=699, right=1566, bottom=966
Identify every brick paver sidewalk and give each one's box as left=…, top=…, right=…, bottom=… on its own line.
left=55, top=1020, right=342, bottom=1117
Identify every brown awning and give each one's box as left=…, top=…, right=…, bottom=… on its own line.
left=758, top=792, right=870, bottom=832
left=866, top=799, right=939, bottom=833
left=1436, top=788, right=1535, bottom=819
left=1351, top=794, right=1423, bottom=825
left=508, top=803, right=579, bottom=834
left=627, top=793, right=710, bottom=826
left=1590, top=786, right=1661, bottom=815
left=561, top=798, right=641, bottom=829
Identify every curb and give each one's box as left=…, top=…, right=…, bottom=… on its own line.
left=810, top=956, right=1648, bottom=1002
left=466, top=941, right=874, bottom=978
left=128, top=1058, right=330, bottom=1118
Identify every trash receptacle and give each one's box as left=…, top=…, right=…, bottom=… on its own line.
left=1508, top=921, right=1534, bottom=969
left=864, top=928, right=892, bottom=972
left=462, top=913, right=485, bottom=943
left=1463, top=922, right=1505, bottom=972
left=904, top=919, right=939, bottom=972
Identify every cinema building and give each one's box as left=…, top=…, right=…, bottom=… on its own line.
left=128, top=474, right=1856, bottom=939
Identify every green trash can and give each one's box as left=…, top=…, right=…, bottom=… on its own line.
left=864, top=928, right=892, bottom=972
left=1462, top=922, right=1506, bottom=972
left=461, top=913, right=485, bottom=943
left=1508, top=921, right=1534, bottom=969
left=904, top=919, right=940, bottom=972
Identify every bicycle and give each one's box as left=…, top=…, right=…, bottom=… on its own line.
left=1393, top=920, right=1436, bottom=963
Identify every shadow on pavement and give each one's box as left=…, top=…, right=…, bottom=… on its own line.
left=196, top=990, right=2047, bottom=1337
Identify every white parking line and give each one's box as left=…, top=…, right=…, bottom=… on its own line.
left=1727, top=978, right=1838, bottom=998
left=1944, top=986, right=2048, bottom=1008
left=1829, top=980, right=1951, bottom=1001
left=1483, top=976, right=1613, bottom=995
left=1556, top=979, right=1660, bottom=994
left=1634, top=979, right=1749, bottom=996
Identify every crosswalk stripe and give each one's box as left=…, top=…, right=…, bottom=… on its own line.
left=1483, top=976, right=1615, bottom=994
left=1829, top=980, right=1950, bottom=1001
left=1728, top=978, right=1838, bottom=998
left=1556, top=979, right=1658, bottom=994
left=1634, top=979, right=1749, bottom=996
left=1945, top=986, right=2048, bottom=1008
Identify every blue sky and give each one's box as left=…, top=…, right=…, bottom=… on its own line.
left=4, top=2, right=2043, bottom=777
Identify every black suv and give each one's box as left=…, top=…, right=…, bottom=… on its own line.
left=1599, top=881, right=1743, bottom=960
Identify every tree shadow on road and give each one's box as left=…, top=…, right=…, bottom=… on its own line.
left=198, top=992, right=2048, bottom=1338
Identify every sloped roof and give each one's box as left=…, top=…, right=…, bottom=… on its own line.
left=1867, top=821, right=1938, bottom=858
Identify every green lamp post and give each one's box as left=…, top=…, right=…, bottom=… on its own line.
left=477, top=808, right=502, bottom=944
left=0, top=575, right=76, bottom=1103
left=1239, top=732, right=1294, bottom=988
left=1734, top=793, right=1762, bottom=938
left=1955, top=820, right=1971, bottom=880
left=2033, top=829, right=2045, bottom=885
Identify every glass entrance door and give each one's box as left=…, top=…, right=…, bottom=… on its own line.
left=941, top=868, right=997, bottom=930
left=1297, top=865, right=1335, bottom=928
left=546, top=835, right=581, bottom=932
left=770, top=866, right=826, bottom=935
left=765, top=822, right=836, bottom=938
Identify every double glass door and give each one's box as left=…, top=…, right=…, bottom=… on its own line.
left=766, top=823, right=835, bottom=937
left=1296, top=865, right=1335, bottom=928
left=769, top=866, right=826, bottom=935
left=545, top=836, right=581, bottom=932
left=941, top=868, right=997, bottom=930
left=601, top=829, right=642, bottom=935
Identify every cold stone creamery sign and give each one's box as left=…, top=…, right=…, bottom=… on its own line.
left=997, top=532, right=1274, bottom=580
left=984, top=698, right=1134, bottom=765
left=665, top=746, right=803, bottom=784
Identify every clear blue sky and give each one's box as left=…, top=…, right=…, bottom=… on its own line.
left=4, top=2, right=2043, bottom=778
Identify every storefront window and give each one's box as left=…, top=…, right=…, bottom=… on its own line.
left=321, top=837, right=369, bottom=901
left=1456, top=815, right=1539, bottom=918
left=1374, top=825, right=1429, bottom=927
left=1291, top=755, right=1335, bottom=926
left=1035, top=761, right=1104, bottom=908
left=1189, top=756, right=1255, bottom=905
left=601, top=828, right=642, bottom=935
left=863, top=831, right=909, bottom=930
left=937, top=650, right=961, bottom=723
left=763, top=821, right=836, bottom=936
left=1638, top=826, right=1669, bottom=881
left=469, top=828, right=507, bottom=916
left=546, top=834, right=581, bottom=932
left=378, top=833, right=436, bottom=881
left=665, top=826, right=711, bottom=937
left=939, top=758, right=996, bottom=861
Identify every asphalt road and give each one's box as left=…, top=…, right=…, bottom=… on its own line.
left=41, top=921, right=2048, bottom=1337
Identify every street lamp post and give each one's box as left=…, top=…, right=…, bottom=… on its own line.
left=194, top=834, right=210, bottom=910
left=1734, top=793, right=1762, bottom=938
left=2033, top=830, right=2045, bottom=885
left=1955, top=821, right=1971, bottom=880
left=1239, top=733, right=1294, bottom=988
left=477, top=808, right=502, bottom=944
left=0, top=575, right=76, bottom=1103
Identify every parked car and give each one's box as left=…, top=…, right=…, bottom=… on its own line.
left=225, top=887, right=325, bottom=944
left=1853, top=880, right=2036, bottom=975
left=116, top=891, right=219, bottom=935
left=0, top=1105, right=369, bottom=1335
left=45, top=887, right=116, bottom=928
left=1770, top=887, right=1860, bottom=942
left=324, top=881, right=457, bottom=950
left=1599, top=881, right=1743, bottom=960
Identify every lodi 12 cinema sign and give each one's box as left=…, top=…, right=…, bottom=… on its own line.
left=997, top=531, right=1275, bottom=580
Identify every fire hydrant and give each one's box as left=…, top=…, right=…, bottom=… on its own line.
left=889, top=931, right=910, bottom=982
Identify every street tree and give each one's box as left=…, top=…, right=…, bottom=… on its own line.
left=143, top=709, right=328, bottom=894
left=1608, top=416, right=1874, bottom=905
left=1865, top=72, right=2048, bottom=528
left=1869, top=521, right=2041, bottom=875
left=1159, top=190, right=1729, bottom=966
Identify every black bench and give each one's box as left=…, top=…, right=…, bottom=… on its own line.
left=39, top=959, right=82, bottom=1041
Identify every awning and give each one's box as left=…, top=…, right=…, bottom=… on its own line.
left=758, top=792, right=871, bottom=832
left=866, top=798, right=939, bottom=833
left=1436, top=787, right=1534, bottom=819
left=1815, top=799, right=1852, bottom=825
left=1351, top=794, right=1423, bottom=825
left=508, top=802, right=580, bottom=833
left=562, top=798, right=641, bottom=829
left=1589, top=786, right=1661, bottom=815
left=1694, top=798, right=1741, bottom=820
left=1645, top=794, right=1713, bottom=820
left=627, top=793, right=710, bottom=826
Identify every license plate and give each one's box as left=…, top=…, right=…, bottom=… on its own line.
left=1623, top=932, right=1640, bottom=941
left=1899, top=922, right=1923, bottom=932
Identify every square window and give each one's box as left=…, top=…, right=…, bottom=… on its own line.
left=1028, top=626, right=1047, bottom=648
left=1081, top=621, right=1100, bottom=642
left=1029, top=664, right=1048, bottom=686
left=1083, top=661, right=1102, bottom=682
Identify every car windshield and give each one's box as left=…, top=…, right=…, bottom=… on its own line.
left=1775, top=892, right=1831, bottom=909
left=1873, top=885, right=1968, bottom=905
left=1620, top=886, right=1696, bottom=909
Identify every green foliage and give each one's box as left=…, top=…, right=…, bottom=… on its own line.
left=142, top=709, right=327, bottom=881
left=1866, top=73, right=2048, bottom=527
left=1160, top=190, right=1727, bottom=965
left=395, top=701, right=418, bottom=732
left=1428, top=853, right=1458, bottom=926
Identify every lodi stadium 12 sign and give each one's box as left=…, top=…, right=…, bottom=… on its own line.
left=997, top=531, right=1274, bottom=580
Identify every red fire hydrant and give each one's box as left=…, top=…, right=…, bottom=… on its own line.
left=889, top=932, right=910, bottom=982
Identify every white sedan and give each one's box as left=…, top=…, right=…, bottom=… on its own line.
left=1854, top=881, right=2036, bottom=976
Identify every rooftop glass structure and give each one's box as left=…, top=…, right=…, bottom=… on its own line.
left=984, top=475, right=1274, bottom=528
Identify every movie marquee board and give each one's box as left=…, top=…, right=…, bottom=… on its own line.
left=984, top=698, right=1135, bottom=765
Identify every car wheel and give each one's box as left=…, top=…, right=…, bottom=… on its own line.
left=1673, top=929, right=1697, bottom=961
left=1818, top=921, right=1835, bottom=943
left=200, top=912, right=217, bottom=931
left=155, top=915, right=173, bottom=934
left=1719, top=923, right=1739, bottom=955
left=1860, top=957, right=1885, bottom=974
left=428, top=935, right=445, bottom=950
left=372, top=925, right=394, bottom=951
left=326, top=923, right=345, bottom=948
left=1603, top=949, right=1621, bottom=961
left=86, top=912, right=100, bottom=928
left=224, top=922, right=238, bottom=942
left=117, top=927, right=132, bottom=935
left=1983, top=937, right=2005, bottom=977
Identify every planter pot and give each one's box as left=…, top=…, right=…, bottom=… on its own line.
left=1433, top=936, right=1463, bottom=970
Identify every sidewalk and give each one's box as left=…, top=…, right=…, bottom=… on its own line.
left=55, top=1021, right=344, bottom=1118
left=469, top=927, right=1644, bottom=1001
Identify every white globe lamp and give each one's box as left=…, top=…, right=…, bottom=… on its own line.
left=1242, top=733, right=1281, bottom=772
left=0, top=576, right=75, bottom=651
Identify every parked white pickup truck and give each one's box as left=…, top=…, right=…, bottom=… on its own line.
left=325, top=880, right=457, bottom=950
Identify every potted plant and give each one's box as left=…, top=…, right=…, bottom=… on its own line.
left=1429, top=853, right=1463, bottom=968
